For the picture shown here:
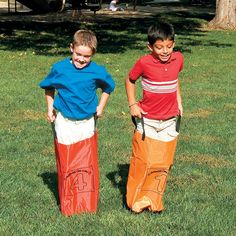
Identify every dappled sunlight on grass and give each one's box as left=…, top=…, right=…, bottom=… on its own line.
left=15, top=109, right=45, bottom=121
left=185, top=108, right=214, bottom=118
left=223, top=103, right=236, bottom=110
left=41, top=146, right=55, bottom=156
left=185, top=90, right=226, bottom=98
left=177, top=154, right=230, bottom=168
left=180, top=134, right=221, bottom=143
left=170, top=172, right=209, bottom=187
left=0, top=122, right=23, bottom=133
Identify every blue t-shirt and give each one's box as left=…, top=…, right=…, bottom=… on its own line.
left=39, top=58, right=115, bottom=120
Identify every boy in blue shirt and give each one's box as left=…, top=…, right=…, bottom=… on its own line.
left=40, top=30, right=115, bottom=216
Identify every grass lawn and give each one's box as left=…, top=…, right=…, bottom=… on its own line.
left=0, top=4, right=235, bottom=236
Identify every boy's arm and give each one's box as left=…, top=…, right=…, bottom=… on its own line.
left=177, top=79, right=183, bottom=116
left=45, top=89, right=56, bottom=122
left=96, top=92, right=110, bottom=118
left=125, top=76, right=147, bottom=118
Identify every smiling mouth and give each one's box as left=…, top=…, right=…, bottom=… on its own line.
left=74, top=62, right=87, bottom=68
left=76, top=60, right=85, bottom=64
left=160, top=55, right=170, bottom=60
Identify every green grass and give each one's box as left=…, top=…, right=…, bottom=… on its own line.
left=0, top=6, right=236, bottom=236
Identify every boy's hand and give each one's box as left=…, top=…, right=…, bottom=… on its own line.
left=47, top=109, right=57, bottom=122
left=96, top=105, right=104, bottom=118
left=178, top=104, right=183, bottom=116
left=129, top=104, right=147, bottom=118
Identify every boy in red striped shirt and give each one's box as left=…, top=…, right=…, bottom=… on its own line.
left=125, top=22, right=184, bottom=213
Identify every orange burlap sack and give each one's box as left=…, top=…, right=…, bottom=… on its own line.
left=54, top=132, right=99, bottom=216
left=126, top=131, right=177, bottom=213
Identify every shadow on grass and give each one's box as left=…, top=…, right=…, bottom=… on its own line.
left=40, top=172, right=60, bottom=206
left=106, top=164, right=129, bottom=209
left=40, top=166, right=130, bottom=209
left=0, top=4, right=232, bottom=56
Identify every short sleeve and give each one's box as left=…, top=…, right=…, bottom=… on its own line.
left=39, top=67, right=57, bottom=90
left=128, top=59, right=143, bottom=81
left=96, top=67, right=115, bottom=94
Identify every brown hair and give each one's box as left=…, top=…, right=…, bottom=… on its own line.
left=72, top=30, right=97, bottom=54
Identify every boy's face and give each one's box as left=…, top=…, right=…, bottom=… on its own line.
left=70, top=44, right=93, bottom=69
left=148, top=39, right=175, bottom=63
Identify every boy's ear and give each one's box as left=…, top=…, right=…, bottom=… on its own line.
left=147, top=43, right=153, bottom=52
left=70, top=43, right=74, bottom=53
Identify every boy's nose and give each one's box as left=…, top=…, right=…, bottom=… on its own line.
left=163, top=47, right=168, bottom=53
left=78, top=56, right=86, bottom=61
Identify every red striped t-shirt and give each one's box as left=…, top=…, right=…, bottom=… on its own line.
left=129, top=52, right=184, bottom=120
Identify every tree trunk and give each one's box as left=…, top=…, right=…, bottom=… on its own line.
left=209, top=0, right=236, bottom=29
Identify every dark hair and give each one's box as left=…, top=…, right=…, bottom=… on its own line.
left=148, top=22, right=175, bottom=45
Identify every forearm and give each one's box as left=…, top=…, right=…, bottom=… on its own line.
left=98, top=92, right=110, bottom=109
left=177, top=79, right=183, bottom=116
left=45, top=89, right=56, bottom=122
left=45, top=89, right=55, bottom=111
left=125, top=76, right=147, bottom=118
left=96, top=92, right=110, bottom=117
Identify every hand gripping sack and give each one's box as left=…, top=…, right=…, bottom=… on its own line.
left=54, top=132, right=99, bottom=216
left=126, top=131, right=177, bottom=213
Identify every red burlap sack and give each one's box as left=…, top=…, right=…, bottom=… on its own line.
left=54, top=132, right=99, bottom=216
left=126, top=131, right=177, bottom=213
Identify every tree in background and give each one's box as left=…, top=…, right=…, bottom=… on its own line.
left=209, top=0, right=236, bottom=29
